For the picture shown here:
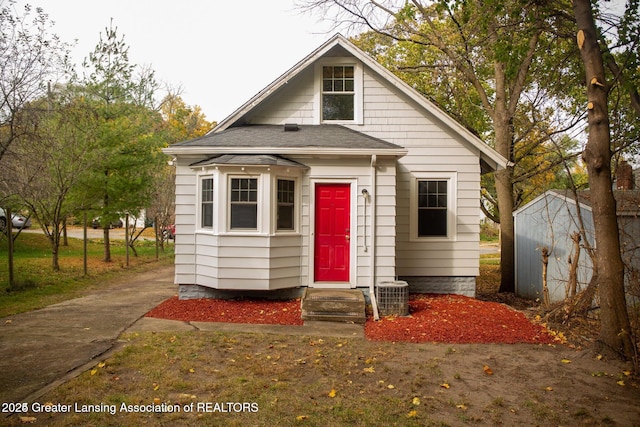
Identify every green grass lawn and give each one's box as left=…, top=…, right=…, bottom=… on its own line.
left=0, top=232, right=173, bottom=318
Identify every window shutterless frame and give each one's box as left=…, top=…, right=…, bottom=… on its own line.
left=229, top=176, right=258, bottom=230
left=201, top=176, right=214, bottom=229
left=276, top=178, right=296, bottom=231
left=314, top=59, right=363, bottom=125
left=409, top=172, right=457, bottom=241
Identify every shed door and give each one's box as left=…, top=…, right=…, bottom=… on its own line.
left=314, top=183, right=350, bottom=282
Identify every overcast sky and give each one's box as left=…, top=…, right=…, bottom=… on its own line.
left=15, top=0, right=336, bottom=122
left=14, top=0, right=629, bottom=125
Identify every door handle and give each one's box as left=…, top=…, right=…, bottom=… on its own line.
left=345, top=229, right=350, bottom=241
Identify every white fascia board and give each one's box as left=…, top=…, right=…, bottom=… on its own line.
left=162, top=146, right=407, bottom=158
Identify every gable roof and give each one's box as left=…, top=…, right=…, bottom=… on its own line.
left=164, top=124, right=407, bottom=157
left=208, top=34, right=507, bottom=171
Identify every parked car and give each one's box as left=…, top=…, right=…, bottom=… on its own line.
left=162, top=224, right=175, bottom=240
left=91, top=217, right=124, bottom=229
left=0, top=208, right=6, bottom=231
left=11, top=213, right=31, bottom=229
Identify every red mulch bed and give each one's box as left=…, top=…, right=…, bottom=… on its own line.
left=366, top=294, right=554, bottom=344
left=146, top=296, right=304, bottom=326
left=146, top=294, right=556, bottom=344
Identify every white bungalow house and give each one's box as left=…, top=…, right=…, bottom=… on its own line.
left=163, top=34, right=507, bottom=303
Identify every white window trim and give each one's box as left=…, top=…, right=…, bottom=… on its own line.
left=273, top=175, right=300, bottom=234
left=227, top=174, right=262, bottom=234
left=197, top=172, right=217, bottom=233
left=314, top=58, right=363, bottom=125
left=409, top=172, right=457, bottom=242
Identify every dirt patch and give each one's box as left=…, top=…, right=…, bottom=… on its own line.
left=13, top=332, right=640, bottom=426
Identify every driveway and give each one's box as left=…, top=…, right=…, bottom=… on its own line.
left=0, top=265, right=176, bottom=403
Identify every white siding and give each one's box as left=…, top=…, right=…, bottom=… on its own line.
left=171, top=49, right=485, bottom=293
left=247, top=69, right=316, bottom=125
left=345, top=68, right=482, bottom=278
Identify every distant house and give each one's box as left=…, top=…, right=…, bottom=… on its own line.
left=514, top=177, right=640, bottom=302
left=163, top=34, right=507, bottom=300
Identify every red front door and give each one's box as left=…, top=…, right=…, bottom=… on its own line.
left=314, top=183, right=351, bottom=282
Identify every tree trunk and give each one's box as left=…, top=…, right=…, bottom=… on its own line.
left=496, top=167, right=515, bottom=292
left=493, top=79, right=516, bottom=293
left=103, top=227, right=111, bottom=262
left=573, top=0, right=634, bottom=360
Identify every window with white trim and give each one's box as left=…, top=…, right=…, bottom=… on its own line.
left=417, top=180, right=448, bottom=237
left=276, top=179, right=295, bottom=231
left=230, top=177, right=258, bottom=229
left=410, top=174, right=456, bottom=240
left=201, top=177, right=214, bottom=228
left=322, top=65, right=355, bottom=121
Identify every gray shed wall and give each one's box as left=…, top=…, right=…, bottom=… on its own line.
left=514, top=193, right=594, bottom=302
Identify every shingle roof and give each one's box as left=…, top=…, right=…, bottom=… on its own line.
left=190, top=154, right=308, bottom=168
left=170, top=124, right=403, bottom=151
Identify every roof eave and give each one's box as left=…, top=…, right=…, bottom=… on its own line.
left=162, top=146, right=408, bottom=158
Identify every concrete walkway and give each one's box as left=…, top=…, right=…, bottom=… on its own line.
left=0, top=266, right=176, bottom=403
left=0, top=266, right=363, bottom=404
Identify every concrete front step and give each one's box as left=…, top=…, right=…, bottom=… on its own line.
left=301, top=288, right=366, bottom=324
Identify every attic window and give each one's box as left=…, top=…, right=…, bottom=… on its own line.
left=322, top=65, right=354, bottom=121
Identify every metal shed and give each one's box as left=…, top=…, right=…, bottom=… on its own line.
left=514, top=189, right=640, bottom=303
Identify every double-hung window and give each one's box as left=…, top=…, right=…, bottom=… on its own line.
left=230, top=177, right=258, bottom=229
left=411, top=174, right=456, bottom=240
left=201, top=177, right=214, bottom=228
left=277, top=179, right=295, bottom=231
left=322, top=65, right=355, bottom=121
left=417, top=180, right=448, bottom=237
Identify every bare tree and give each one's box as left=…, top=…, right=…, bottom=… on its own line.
left=0, top=0, right=71, bottom=163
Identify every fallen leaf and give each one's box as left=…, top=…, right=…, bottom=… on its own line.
left=153, top=398, right=161, bottom=404
left=546, top=386, right=553, bottom=391
left=623, top=371, right=631, bottom=376
left=412, top=397, right=421, bottom=406
left=363, top=367, right=375, bottom=373
left=97, top=362, right=106, bottom=368
left=596, top=354, right=603, bottom=360
left=189, top=368, right=195, bottom=373
left=456, top=404, right=468, bottom=410
left=407, top=410, right=417, bottom=418
left=153, top=383, right=160, bottom=391
left=328, top=389, right=336, bottom=398
left=19, top=416, right=37, bottom=423
left=296, top=415, right=308, bottom=421
left=387, top=384, right=395, bottom=389
left=483, top=365, right=494, bottom=375
left=90, top=369, right=98, bottom=376
left=561, top=359, right=571, bottom=364
left=440, top=383, right=450, bottom=389
left=617, top=380, right=625, bottom=386
left=5, top=320, right=12, bottom=324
